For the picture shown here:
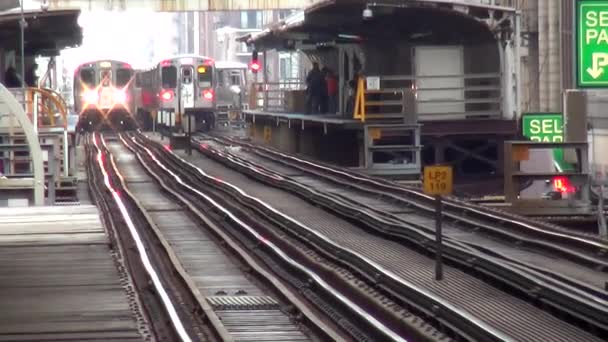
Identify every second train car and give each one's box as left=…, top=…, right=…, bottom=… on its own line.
left=136, top=54, right=216, bottom=133
left=73, top=60, right=137, bottom=131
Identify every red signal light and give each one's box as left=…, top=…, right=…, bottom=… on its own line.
left=202, top=89, right=214, bottom=100
left=552, top=176, right=575, bottom=193
left=160, top=89, right=174, bottom=102
left=250, top=61, right=261, bottom=73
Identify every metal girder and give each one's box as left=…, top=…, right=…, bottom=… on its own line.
left=0, top=84, right=45, bottom=206
left=48, top=0, right=317, bottom=11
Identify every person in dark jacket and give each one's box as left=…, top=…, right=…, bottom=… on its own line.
left=320, top=67, right=330, bottom=113
left=305, top=62, right=323, bottom=114
left=4, top=67, right=22, bottom=88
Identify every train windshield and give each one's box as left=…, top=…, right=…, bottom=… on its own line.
left=197, top=65, right=213, bottom=88
left=100, top=70, right=111, bottom=87
left=79, top=69, right=95, bottom=87
left=116, top=68, right=132, bottom=87
left=161, top=66, right=177, bottom=89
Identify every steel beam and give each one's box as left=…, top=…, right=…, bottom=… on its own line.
left=48, top=0, right=316, bottom=11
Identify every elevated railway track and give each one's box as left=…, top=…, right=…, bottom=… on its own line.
left=113, top=130, right=608, bottom=341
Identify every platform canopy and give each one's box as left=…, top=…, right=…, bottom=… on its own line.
left=0, top=8, right=82, bottom=56
left=239, top=0, right=517, bottom=50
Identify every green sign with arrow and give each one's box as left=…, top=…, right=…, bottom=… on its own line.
left=577, top=0, right=608, bottom=87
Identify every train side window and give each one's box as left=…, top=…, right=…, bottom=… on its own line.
left=197, top=65, right=213, bottom=88
left=80, top=69, right=95, bottom=87
left=161, top=66, right=177, bottom=89
left=230, top=70, right=243, bottom=86
left=216, top=70, right=226, bottom=87
left=116, top=68, right=132, bottom=87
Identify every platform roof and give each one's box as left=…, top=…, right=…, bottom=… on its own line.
left=0, top=8, right=82, bottom=56
left=239, top=0, right=516, bottom=50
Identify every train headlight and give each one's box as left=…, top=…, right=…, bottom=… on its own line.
left=229, top=85, right=241, bottom=94
left=83, top=90, right=99, bottom=104
left=160, top=90, right=174, bottom=102
left=202, top=89, right=214, bottom=100
left=113, top=90, right=127, bottom=104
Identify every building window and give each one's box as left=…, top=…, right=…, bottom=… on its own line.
left=241, top=10, right=262, bottom=29
left=279, top=10, right=295, bottom=20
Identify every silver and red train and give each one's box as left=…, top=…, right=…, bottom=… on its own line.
left=74, top=55, right=248, bottom=132
left=135, top=54, right=217, bottom=132
left=73, top=59, right=136, bottom=130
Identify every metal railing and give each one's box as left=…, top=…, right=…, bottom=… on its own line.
left=249, top=81, right=305, bottom=112
left=4, top=87, right=72, bottom=178
left=371, top=73, right=502, bottom=120
left=353, top=77, right=417, bottom=123
left=247, top=73, right=501, bottom=120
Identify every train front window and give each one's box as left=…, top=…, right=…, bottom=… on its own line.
left=197, top=65, right=213, bottom=88
left=80, top=69, right=95, bottom=87
left=116, top=68, right=132, bottom=87
left=162, top=66, right=177, bottom=89
left=181, top=67, right=193, bottom=84
left=100, top=70, right=111, bottom=87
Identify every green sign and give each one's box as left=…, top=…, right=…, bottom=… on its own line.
left=521, top=113, right=574, bottom=172
left=521, top=113, right=564, bottom=142
left=577, top=0, right=608, bottom=87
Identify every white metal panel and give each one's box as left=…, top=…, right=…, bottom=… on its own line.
left=181, top=83, right=194, bottom=108
left=414, top=46, right=465, bottom=119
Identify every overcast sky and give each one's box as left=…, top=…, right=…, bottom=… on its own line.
left=59, top=10, right=178, bottom=72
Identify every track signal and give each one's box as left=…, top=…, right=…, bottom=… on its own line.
left=250, top=50, right=261, bottom=73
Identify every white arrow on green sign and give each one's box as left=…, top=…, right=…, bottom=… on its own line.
left=577, top=0, right=608, bottom=87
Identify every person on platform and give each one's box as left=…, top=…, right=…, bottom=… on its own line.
left=4, top=67, right=22, bottom=88
left=325, top=68, right=338, bottom=114
left=305, top=62, right=323, bottom=114
left=320, top=66, right=330, bottom=113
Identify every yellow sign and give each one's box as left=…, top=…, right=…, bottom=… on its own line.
left=197, top=66, right=207, bottom=73
left=263, top=126, right=271, bottom=143
left=423, top=165, right=453, bottom=196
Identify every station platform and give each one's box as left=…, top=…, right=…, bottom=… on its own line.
left=0, top=205, right=144, bottom=341
left=239, top=109, right=422, bottom=178
left=243, top=110, right=363, bottom=128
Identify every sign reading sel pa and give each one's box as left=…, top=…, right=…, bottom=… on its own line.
left=521, top=113, right=563, bottom=142
left=423, top=166, right=453, bottom=196
left=577, top=0, right=608, bottom=87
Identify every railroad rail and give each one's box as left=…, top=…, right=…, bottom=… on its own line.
left=196, top=137, right=608, bottom=300
left=183, top=132, right=608, bottom=339
left=98, top=134, right=330, bottom=341
left=120, top=131, right=445, bottom=341
left=86, top=133, right=213, bottom=341
left=130, top=131, right=605, bottom=341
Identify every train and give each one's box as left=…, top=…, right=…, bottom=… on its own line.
left=73, top=60, right=137, bottom=131
left=75, top=56, right=249, bottom=132
left=136, top=54, right=217, bottom=133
